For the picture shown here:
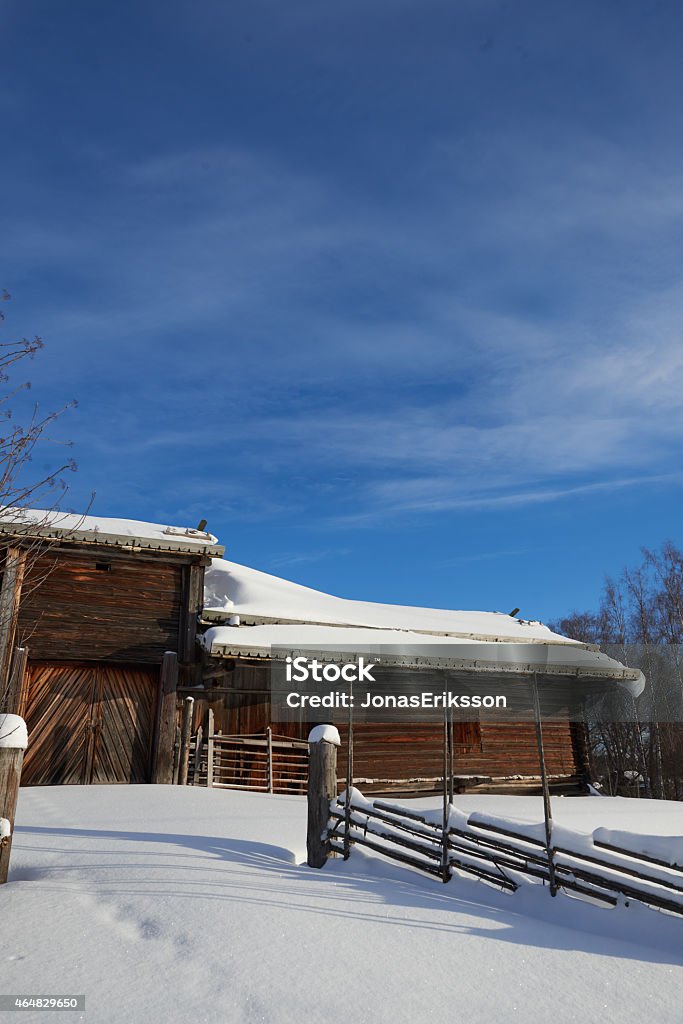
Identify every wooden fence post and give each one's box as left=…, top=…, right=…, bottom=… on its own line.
left=153, top=652, right=178, bottom=784
left=266, top=726, right=273, bottom=794
left=206, top=708, right=215, bottom=788
left=178, top=696, right=194, bottom=786
left=192, top=724, right=204, bottom=786
left=0, top=713, right=27, bottom=885
left=307, top=725, right=340, bottom=869
left=531, top=673, right=557, bottom=897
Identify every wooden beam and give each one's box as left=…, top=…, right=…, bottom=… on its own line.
left=192, top=724, right=204, bottom=786
left=178, top=696, right=194, bottom=785
left=206, top=708, right=215, bottom=788
left=3, top=646, right=28, bottom=717
left=266, top=726, right=273, bottom=794
left=0, top=548, right=27, bottom=702
left=179, top=564, right=204, bottom=664
left=153, top=652, right=178, bottom=784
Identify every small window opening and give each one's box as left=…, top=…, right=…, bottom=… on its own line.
left=96, top=561, right=112, bottom=572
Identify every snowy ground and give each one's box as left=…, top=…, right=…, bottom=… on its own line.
left=1, top=787, right=682, bottom=1024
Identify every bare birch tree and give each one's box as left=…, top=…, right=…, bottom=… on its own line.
left=0, top=291, right=89, bottom=714
left=552, top=542, right=683, bottom=801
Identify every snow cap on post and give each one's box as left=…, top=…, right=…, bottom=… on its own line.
left=0, top=714, right=28, bottom=750
left=308, top=724, right=341, bottom=747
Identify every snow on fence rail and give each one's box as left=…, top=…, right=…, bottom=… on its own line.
left=326, top=788, right=683, bottom=918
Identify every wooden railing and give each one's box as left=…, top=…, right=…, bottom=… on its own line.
left=188, top=722, right=308, bottom=794
left=327, top=790, right=683, bottom=917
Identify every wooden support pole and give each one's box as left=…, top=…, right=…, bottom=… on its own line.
left=266, top=726, right=273, bottom=794
left=192, top=724, right=204, bottom=786
left=0, top=548, right=27, bottom=704
left=531, top=673, right=557, bottom=897
left=307, top=728, right=339, bottom=869
left=0, top=714, right=27, bottom=885
left=344, top=680, right=354, bottom=860
left=178, top=696, right=194, bottom=786
left=172, top=724, right=181, bottom=784
left=3, top=646, right=28, bottom=717
left=441, top=708, right=451, bottom=882
left=153, top=652, right=178, bottom=784
left=206, top=708, right=215, bottom=788
left=447, top=705, right=454, bottom=807
left=179, top=564, right=204, bottom=665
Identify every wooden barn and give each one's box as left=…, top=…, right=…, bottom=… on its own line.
left=0, top=510, right=644, bottom=797
left=186, top=558, right=644, bottom=797
left=0, top=509, right=223, bottom=786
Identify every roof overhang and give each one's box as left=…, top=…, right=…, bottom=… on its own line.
left=200, top=624, right=645, bottom=699
left=0, top=508, right=225, bottom=557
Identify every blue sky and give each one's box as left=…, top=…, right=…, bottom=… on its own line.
left=3, top=0, right=683, bottom=621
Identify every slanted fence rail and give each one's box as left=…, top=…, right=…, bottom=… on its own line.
left=327, top=790, right=683, bottom=917
left=188, top=727, right=308, bottom=794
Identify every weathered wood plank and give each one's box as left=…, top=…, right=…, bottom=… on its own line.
left=17, top=553, right=184, bottom=664
left=179, top=564, right=204, bottom=664
left=192, top=724, right=204, bottom=786
left=206, top=708, right=215, bottom=788
left=153, top=653, right=178, bottom=784
left=0, top=733, right=25, bottom=884
left=3, top=645, right=29, bottom=717
left=0, top=548, right=27, bottom=700
left=178, top=696, right=194, bottom=786
left=307, top=735, right=336, bottom=868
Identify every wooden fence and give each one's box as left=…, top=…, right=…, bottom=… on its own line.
left=327, top=790, right=683, bottom=917
left=185, top=718, right=308, bottom=794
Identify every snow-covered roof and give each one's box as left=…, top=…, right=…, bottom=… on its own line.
left=0, top=507, right=224, bottom=556
left=200, top=559, right=644, bottom=694
left=199, top=622, right=645, bottom=694
left=203, top=558, right=576, bottom=644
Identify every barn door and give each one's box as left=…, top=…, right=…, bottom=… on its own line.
left=21, top=663, right=157, bottom=786
left=21, top=664, right=96, bottom=785
left=90, top=666, right=157, bottom=784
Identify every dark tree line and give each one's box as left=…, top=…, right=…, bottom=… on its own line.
left=551, top=542, right=683, bottom=801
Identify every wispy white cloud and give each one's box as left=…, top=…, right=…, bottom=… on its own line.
left=7, top=127, right=683, bottom=526
left=329, top=474, right=683, bottom=527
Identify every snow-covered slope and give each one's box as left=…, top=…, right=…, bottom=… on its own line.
left=3, top=786, right=682, bottom=1024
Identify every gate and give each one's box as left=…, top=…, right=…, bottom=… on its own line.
left=189, top=719, right=309, bottom=793
left=21, top=662, right=157, bottom=786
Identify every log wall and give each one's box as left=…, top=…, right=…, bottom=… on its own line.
left=17, top=549, right=186, bottom=664
left=183, top=655, right=585, bottom=789
left=336, top=720, right=580, bottom=782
